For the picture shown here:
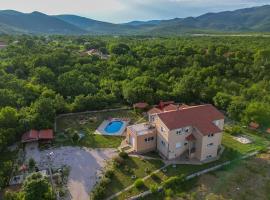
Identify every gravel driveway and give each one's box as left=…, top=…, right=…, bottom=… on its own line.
left=25, top=143, right=117, bottom=200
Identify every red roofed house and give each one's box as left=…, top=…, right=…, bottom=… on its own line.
left=133, top=102, right=149, bottom=110
left=38, top=129, right=54, bottom=142
left=147, top=101, right=189, bottom=123
left=21, top=130, right=39, bottom=143
left=21, top=129, right=54, bottom=143
left=126, top=104, right=224, bottom=161
left=249, top=122, right=260, bottom=130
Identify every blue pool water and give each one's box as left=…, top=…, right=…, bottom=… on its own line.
left=104, top=121, right=124, bottom=134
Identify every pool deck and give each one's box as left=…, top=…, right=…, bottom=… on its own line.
left=95, top=118, right=129, bottom=136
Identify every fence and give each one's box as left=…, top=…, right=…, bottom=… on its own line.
left=127, top=150, right=260, bottom=200
left=54, top=107, right=131, bottom=131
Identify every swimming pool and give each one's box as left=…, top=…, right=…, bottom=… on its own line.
left=104, top=121, right=124, bottom=134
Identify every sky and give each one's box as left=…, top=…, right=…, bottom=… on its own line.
left=0, top=0, right=270, bottom=23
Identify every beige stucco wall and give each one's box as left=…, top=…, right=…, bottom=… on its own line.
left=155, top=117, right=170, bottom=158
left=126, top=127, right=156, bottom=153
left=197, top=132, right=223, bottom=161
left=191, top=128, right=203, bottom=160
left=167, top=126, right=192, bottom=159
left=136, top=131, right=157, bottom=153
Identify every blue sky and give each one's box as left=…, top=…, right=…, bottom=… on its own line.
left=0, top=0, right=270, bottom=23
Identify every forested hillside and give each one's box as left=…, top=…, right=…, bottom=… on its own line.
left=1, top=5, right=270, bottom=35
left=0, top=35, right=270, bottom=152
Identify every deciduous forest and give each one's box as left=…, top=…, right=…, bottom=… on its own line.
left=0, top=35, right=270, bottom=152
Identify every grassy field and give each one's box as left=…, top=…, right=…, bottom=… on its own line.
left=104, top=156, right=164, bottom=199
left=222, top=128, right=270, bottom=154
left=144, top=151, right=270, bottom=200
left=54, top=109, right=145, bottom=148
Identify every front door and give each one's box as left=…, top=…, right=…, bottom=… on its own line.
left=130, top=136, right=135, bottom=147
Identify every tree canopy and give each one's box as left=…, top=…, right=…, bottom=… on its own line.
left=0, top=35, right=270, bottom=151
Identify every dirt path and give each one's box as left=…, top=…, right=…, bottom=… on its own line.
left=24, top=144, right=117, bottom=200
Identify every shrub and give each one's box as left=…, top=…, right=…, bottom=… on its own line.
left=124, top=165, right=131, bottom=173
left=230, top=125, right=243, bottom=135
left=134, top=178, right=144, bottom=189
left=91, top=177, right=110, bottom=200
left=100, top=177, right=111, bottom=187
left=165, top=188, right=173, bottom=197
left=150, top=173, right=159, bottom=181
left=163, top=176, right=184, bottom=189
left=4, top=191, right=22, bottom=200
left=113, top=155, right=125, bottom=167
left=28, top=158, right=36, bottom=171
left=91, top=185, right=106, bottom=200
left=145, top=167, right=150, bottom=174
left=119, top=151, right=129, bottom=159
left=105, top=169, right=114, bottom=178
left=72, top=132, right=80, bottom=143
left=59, top=188, right=66, bottom=197
left=150, top=184, right=158, bottom=193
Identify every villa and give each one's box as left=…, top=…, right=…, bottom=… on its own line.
left=126, top=103, right=224, bottom=161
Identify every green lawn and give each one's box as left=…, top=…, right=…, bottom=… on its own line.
left=144, top=151, right=270, bottom=200
left=115, top=148, right=238, bottom=200
left=56, top=109, right=144, bottom=132
left=54, top=110, right=145, bottom=148
left=115, top=128, right=270, bottom=200
left=222, top=129, right=270, bottom=154
left=104, top=156, right=164, bottom=199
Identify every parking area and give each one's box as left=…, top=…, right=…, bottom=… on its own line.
left=24, top=143, right=117, bottom=200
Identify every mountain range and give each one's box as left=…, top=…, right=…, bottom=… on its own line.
left=1, top=5, right=270, bottom=35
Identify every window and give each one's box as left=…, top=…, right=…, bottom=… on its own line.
left=206, top=155, right=212, bottom=159
left=185, top=127, right=189, bottom=133
left=207, top=143, right=214, bottom=147
left=161, top=140, right=165, bottom=146
left=214, top=120, right=219, bottom=126
left=176, top=128, right=183, bottom=135
left=161, top=127, right=165, bottom=132
left=176, top=142, right=182, bottom=149
left=208, top=133, right=214, bottom=137
left=145, top=137, right=154, bottom=143
left=184, top=142, right=188, bottom=146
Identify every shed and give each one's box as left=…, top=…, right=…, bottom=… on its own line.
left=249, top=122, right=260, bottom=130
left=21, top=130, right=39, bottom=143
left=133, top=102, right=149, bottom=110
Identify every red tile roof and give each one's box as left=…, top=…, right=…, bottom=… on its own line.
left=148, top=103, right=178, bottom=115
left=186, top=134, right=196, bottom=141
left=163, top=104, right=178, bottom=112
left=159, top=101, right=175, bottom=109
left=266, top=128, right=270, bottom=134
left=148, top=107, right=162, bottom=115
left=133, top=102, right=149, bottom=109
left=21, top=129, right=54, bottom=143
left=158, top=104, right=224, bottom=135
left=178, top=104, right=190, bottom=110
left=21, top=130, right=39, bottom=143
left=249, top=122, right=260, bottom=129
left=39, top=129, right=54, bottom=140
